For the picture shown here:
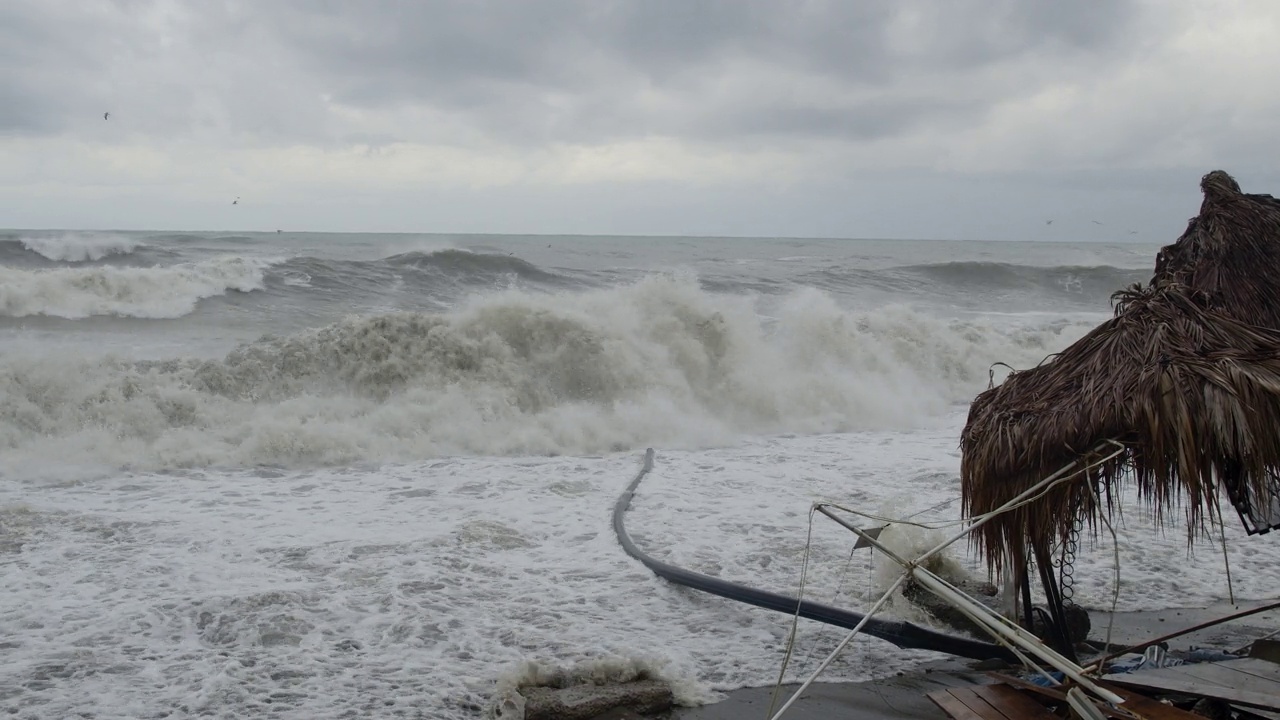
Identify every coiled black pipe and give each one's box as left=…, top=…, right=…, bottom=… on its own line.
left=613, top=448, right=1014, bottom=663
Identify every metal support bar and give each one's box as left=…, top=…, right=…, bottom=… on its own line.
left=765, top=442, right=1132, bottom=717
left=1033, top=542, right=1078, bottom=662
left=766, top=573, right=909, bottom=720
left=813, top=505, right=1123, bottom=705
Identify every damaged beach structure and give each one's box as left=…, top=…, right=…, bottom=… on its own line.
left=574, top=170, right=1280, bottom=720
left=940, top=169, right=1280, bottom=717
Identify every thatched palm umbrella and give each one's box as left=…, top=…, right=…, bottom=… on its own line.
left=959, top=171, right=1280, bottom=649
left=962, top=287, right=1280, bottom=566
left=1150, top=170, right=1280, bottom=326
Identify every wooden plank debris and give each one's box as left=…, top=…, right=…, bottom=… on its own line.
left=989, top=672, right=1210, bottom=720
left=1249, top=638, right=1280, bottom=664
left=987, top=673, right=1131, bottom=719
left=927, top=684, right=1057, bottom=720
left=1102, top=658, right=1280, bottom=711
left=1094, top=681, right=1212, bottom=720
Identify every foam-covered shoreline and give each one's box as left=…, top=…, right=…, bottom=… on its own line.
left=6, top=233, right=1203, bottom=719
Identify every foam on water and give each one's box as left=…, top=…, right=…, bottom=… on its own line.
left=4, top=422, right=1276, bottom=719
left=0, top=276, right=1096, bottom=478
left=7, top=235, right=1253, bottom=719
left=0, top=257, right=276, bottom=319
left=17, top=232, right=144, bottom=262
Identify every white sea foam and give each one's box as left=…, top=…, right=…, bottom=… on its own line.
left=19, top=232, right=143, bottom=262
left=0, top=275, right=1096, bottom=477
left=0, top=257, right=275, bottom=319
left=7, top=235, right=1260, bottom=720
left=3, top=427, right=1275, bottom=719
left=490, top=655, right=718, bottom=715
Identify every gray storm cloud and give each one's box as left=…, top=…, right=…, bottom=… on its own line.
left=2, top=1, right=1141, bottom=143
left=1, top=0, right=1277, bottom=237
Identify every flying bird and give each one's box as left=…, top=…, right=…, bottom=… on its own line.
left=1046, top=220, right=1053, bottom=225
left=103, top=112, right=109, bottom=120
left=1091, top=220, right=1103, bottom=225
left=232, top=197, right=240, bottom=205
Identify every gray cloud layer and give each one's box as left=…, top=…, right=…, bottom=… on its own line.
left=3, top=1, right=1142, bottom=143
left=2, top=0, right=1277, bottom=236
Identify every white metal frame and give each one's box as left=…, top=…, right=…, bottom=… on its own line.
left=768, top=444, right=1131, bottom=720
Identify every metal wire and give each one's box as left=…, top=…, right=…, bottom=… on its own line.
left=1058, top=516, right=1080, bottom=606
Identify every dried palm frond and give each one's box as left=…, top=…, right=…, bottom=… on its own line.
left=961, top=171, right=1280, bottom=573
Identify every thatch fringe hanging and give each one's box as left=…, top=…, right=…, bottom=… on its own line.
left=961, top=171, right=1280, bottom=574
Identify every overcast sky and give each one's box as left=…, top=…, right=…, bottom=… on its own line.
left=3, top=1, right=1278, bottom=239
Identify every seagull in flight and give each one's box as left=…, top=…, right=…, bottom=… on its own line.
left=232, top=197, right=239, bottom=205
left=1091, top=220, right=1103, bottom=225
left=1045, top=219, right=1053, bottom=225
left=103, top=112, right=110, bottom=120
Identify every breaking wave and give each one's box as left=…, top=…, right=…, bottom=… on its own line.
left=802, top=261, right=1149, bottom=307
left=383, top=248, right=561, bottom=282
left=284, top=249, right=575, bottom=292
left=273, top=249, right=576, bottom=295
left=7, top=232, right=144, bottom=262
left=908, top=261, right=1147, bottom=295
left=0, top=275, right=1096, bottom=477
left=0, top=257, right=275, bottom=319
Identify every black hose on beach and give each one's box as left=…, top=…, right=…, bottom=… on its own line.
left=612, top=448, right=1015, bottom=663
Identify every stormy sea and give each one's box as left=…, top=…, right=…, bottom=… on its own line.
left=3, top=230, right=1277, bottom=718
